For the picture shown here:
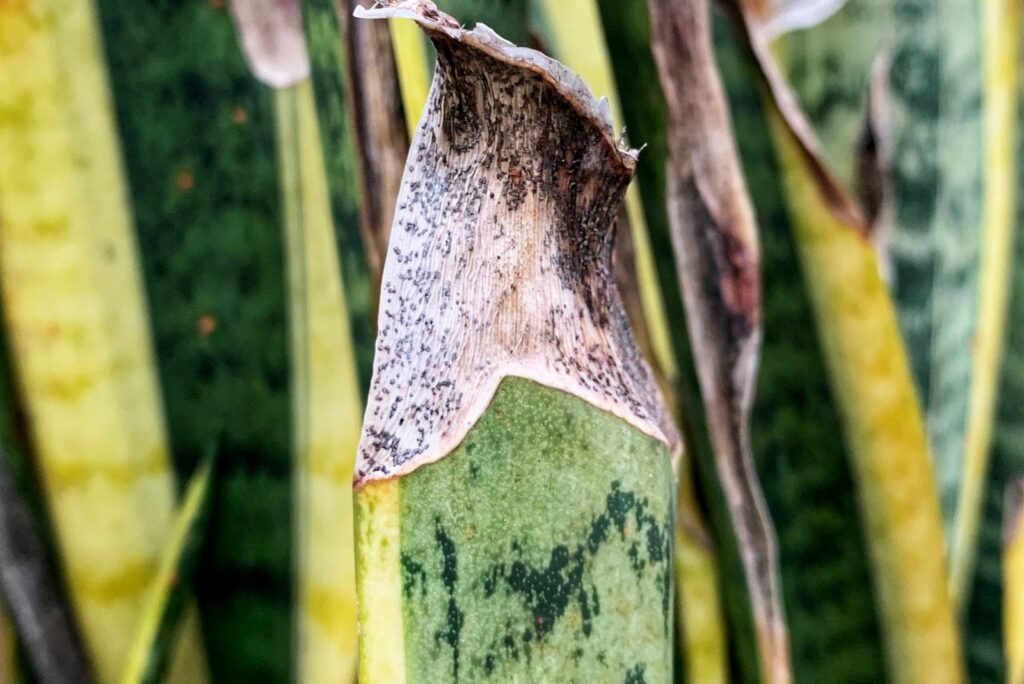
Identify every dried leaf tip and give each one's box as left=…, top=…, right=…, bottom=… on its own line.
left=744, top=0, right=850, bottom=41
left=353, top=0, right=678, bottom=486
left=724, top=0, right=865, bottom=230
left=229, top=0, right=309, bottom=88
left=354, top=0, right=639, bottom=173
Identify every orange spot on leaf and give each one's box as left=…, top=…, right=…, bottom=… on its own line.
left=197, top=314, right=218, bottom=337
left=175, top=170, right=195, bottom=191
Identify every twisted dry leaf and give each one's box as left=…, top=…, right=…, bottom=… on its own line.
left=646, top=0, right=791, bottom=681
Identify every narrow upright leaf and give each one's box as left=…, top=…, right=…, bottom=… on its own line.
left=120, top=456, right=216, bottom=684
left=97, top=1, right=293, bottom=677
left=646, top=0, right=790, bottom=681
left=236, top=2, right=368, bottom=680
left=966, top=33, right=1024, bottom=678
left=275, top=75, right=363, bottom=683
left=1005, top=477, right=1024, bottom=684
left=723, top=1, right=963, bottom=680
left=343, top=0, right=411, bottom=286
left=0, top=2, right=207, bottom=679
left=950, top=0, right=1022, bottom=602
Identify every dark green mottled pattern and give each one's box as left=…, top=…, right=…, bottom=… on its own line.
left=595, top=2, right=766, bottom=680
left=95, top=2, right=293, bottom=680
left=299, top=0, right=376, bottom=391
left=889, top=0, right=985, bottom=527
left=714, top=12, right=887, bottom=684
left=781, top=0, right=886, bottom=190
left=965, top=67, right=1024, bottom=683
left=398, top=378, right=673, bottom=683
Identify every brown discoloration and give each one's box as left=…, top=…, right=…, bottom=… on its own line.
left=648, top=0, right=790, bottom=681
left=228, top=0, right=310, bottom=88
left=721, top=0, right=866, bottom=233
left=855, top=51, right=895, bottom=280
left=342, top=0, right=410, bottom=288
left=353, top=0, right=678, bottom=486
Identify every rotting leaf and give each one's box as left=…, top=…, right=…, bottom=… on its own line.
left=645, top=0, right=790, bottom=682
left=352, top=0, right=680, bottom=485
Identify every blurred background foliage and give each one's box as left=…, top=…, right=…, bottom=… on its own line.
left=0, top=0, right=1022, bottom=681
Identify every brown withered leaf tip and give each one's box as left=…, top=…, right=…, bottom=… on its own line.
left=352, top=0, right=680, bottom=486
left=724, top=0, right=866, bottom=231
left=647, top=0, right=790, bottom=680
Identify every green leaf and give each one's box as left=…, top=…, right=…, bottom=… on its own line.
left=121, top=455, right=216, bottom=684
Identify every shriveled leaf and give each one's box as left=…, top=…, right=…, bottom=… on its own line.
left=744, top=0, right=849, bottom=41
left=343, top=0, right=411, bottom=288
left=0, top=446, right=92, bottom=684
left=714, top=13, right=888, bottom=682
left=228, top=0, right=310, bottom=88
left=646, top=1, right=791, bottom=682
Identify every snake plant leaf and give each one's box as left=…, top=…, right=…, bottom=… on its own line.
left=949, top=0, right=1021, bottom=605
left=531, top=5, right=728, bottom=679
left=0, top=1, right=208, bottom=680
left=342, top=0, right=411, bottom=287
left=1006, top=477, right=1024, bottom=684
left=713, top=13, right=887, bottom=684
left=235, top=2, right=370, bottom=679
left=596, top=1, right=774, bottom=679
left=295, top=0, right=377, bottom=392
left=776, top=0, right=886, bottom=194
left=965, top=45, right=1024, bottom=679
left=722, top=1, right=963, bottom=680
left=95, top=1, right=292, bottom=678
left=352, top=3, right=679, bottom=681
left=275, top=75, right=363, bottom=683
left=389, top=17, right=433, bottom=137
left=120, top=455, right=215, bottom=684
left=646, top=1, right=792, bottom=682
left=0, top=299, right=90, bottom=684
